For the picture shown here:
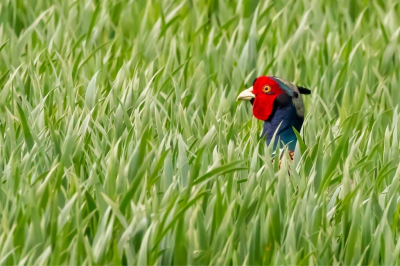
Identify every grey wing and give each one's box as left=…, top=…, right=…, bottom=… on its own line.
left=269, top=76, right=304, bottom=117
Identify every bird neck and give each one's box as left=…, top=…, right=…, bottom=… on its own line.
left=262, top=101, right=303, bottom=151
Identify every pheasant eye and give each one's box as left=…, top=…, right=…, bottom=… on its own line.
left=262, top=85, right=271, bottom=93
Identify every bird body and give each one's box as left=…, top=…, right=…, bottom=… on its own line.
left=237, top=76, right=311, bottom=158
left=262, top=95, right=303, bottom=150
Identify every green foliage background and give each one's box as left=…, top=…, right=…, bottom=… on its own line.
left=1, top=0, right=400, bottom=264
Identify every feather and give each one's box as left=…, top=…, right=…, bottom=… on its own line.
left=269, top=76, right=305, bottom=117
left=298, top=86, right=311, bottom=94
left=269, top=76, right=294, bottom=97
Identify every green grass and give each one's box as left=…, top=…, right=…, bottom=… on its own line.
left=1, top=0, right=400, bottom=264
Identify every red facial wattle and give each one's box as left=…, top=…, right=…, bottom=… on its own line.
left=252, top=93, right=279, bottom=121
left=251, top=76, right=283, bottom=121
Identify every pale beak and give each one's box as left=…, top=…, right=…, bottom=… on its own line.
left=236, top=87, right=255, bottom=101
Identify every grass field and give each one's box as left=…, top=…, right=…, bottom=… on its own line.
left=1, top=0, right=400, bottom=265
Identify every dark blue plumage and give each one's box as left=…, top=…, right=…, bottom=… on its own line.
left=262, top=95, right=303, bottom=150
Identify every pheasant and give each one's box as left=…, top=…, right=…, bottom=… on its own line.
left=237, top=76, right=311, bottom=161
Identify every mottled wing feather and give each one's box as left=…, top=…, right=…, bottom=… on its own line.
left=269, top=76, right=305, bottom=117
